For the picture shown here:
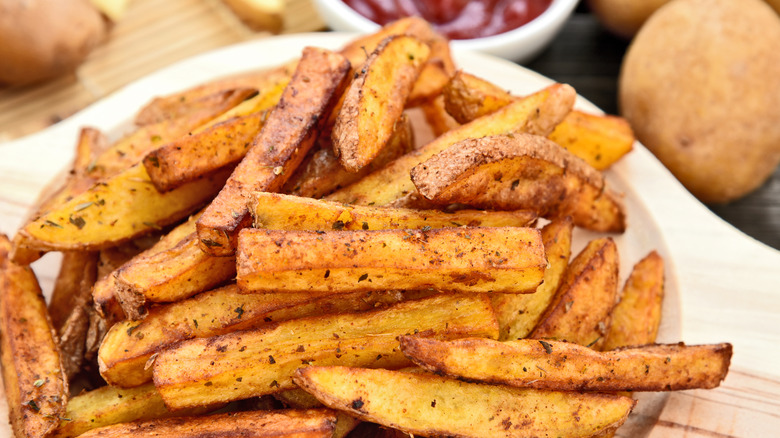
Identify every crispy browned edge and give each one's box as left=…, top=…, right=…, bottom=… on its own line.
left=196, top=47, right=352, bottom=256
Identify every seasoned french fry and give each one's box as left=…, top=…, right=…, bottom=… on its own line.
left=197, top=47, right=351, bottom=256
left=99, top=285, right=427, bottom=387
left=76, top=409, right=337, bottom=438
left=442, top=71, right=634, bottom=170
left=0, top=235, right=68, bottom=438
left=601, top=251, right=665, bottom=350
left=326, top=83, right=575, bottom=207
left=419, top=96, right=460, bottom=137
left=338, top=17, right=436, bottom=68
left=294, top=366, right=636, bottom=438
left=152, top=294, right=498, bottom=409
left=284, top=114, right=415, bottom=198
left=410, top=134, right=626, bottom=233
left=19, top=164, right=231, bottom=252
left=273, top=389, right=362, bottom=438
left=237, top=227, right=545, bottom=294
left=492, top=218, right=573, bottom=340
left=333, top=35, right=430, bottom=172
left=51, top=383, right=213, bottom=438
left=249, top=192, right=536, bottom=232
left=401, top=337, right=732, bottom=392
left=531, top=237, right=619, bottom=346
left=134, top=60, right=298, bottom=126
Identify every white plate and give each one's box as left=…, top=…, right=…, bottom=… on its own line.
left=1, top=33, right=778, bottom=437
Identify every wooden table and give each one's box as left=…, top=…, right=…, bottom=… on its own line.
left=0, top=3, right=778, bottom=437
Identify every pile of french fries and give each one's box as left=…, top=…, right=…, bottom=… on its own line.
left=0, top=17, right=732, bottom=438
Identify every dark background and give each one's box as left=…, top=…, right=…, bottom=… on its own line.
left=526, top=4, right=780, bottom=250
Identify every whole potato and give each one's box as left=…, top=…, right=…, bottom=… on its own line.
left=619, top=0, right=780, bottom=203
left=0, top=0, right=107, bottom=86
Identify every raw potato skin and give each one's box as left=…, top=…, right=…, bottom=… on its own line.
left=619, top=0, right=780, bottom=203
left=0, top=0, right=107, bottom=85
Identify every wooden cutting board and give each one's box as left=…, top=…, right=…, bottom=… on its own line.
left=0, top=0, right=324, bottom=141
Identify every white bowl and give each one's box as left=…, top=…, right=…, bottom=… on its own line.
left=313, top=0, right=580, bottom=63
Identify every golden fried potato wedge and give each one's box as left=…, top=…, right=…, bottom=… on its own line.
left=333, top=35, right=430, bottom=172
left=273, top=390, right=362, bottom=438
left=77, top=409, right=337, bottom=438
left=326, top=83, right=575, bottom=207
left=602, top=251, right=665, bottom=350
left=531, top=237, right=619, bottom=345
left=134, top=60, right=298, bottom=126
left=51, top=383, right=212, bottom=438
left=294, top=366, right=635, bottom=438
left=0, top=235, right=68, bottom=438
left=99, top=285, right=427, bottom=387
left=401, top=337, right=732, bottom=392
left=249, top=192, right=536, bottom=232
left=152, top=294, right=498, bottom=409
left=284, top=114, right=415, bottom=198
left=443, top=71, right=634, bottom=170
left=237, top=227, right=545, bottom=294
left=19, top=164, right=230, bottom=252
left=197, top=47, right=351, bottom=256
left=338, top=17, right=436, bottom=68
left=410, top=134, right=626, bottom=233
left=89, top=88, right=257, bottom=181
left=492, top=218, right=573, bottom=340
left=419, top=96, right=460, bottom=137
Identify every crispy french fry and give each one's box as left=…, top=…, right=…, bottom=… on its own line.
left=134, top=60, right=298, bottom=126
left=237, top=227, right=545, bottom=294
left=0, top=235, right=68, bottom=438
left=410, top=134, right=626, bottom=233
left=294, top=366, right=636, bottom=438
left=601, top=251, right=665, bottom=350
left=492, top=218, right=573, bottom=340
left=442, top=71, right=634, bottom=170
left=143, top=77, right=291, bottom=192
left=338, top=17, right=436, bottom=68
left=284, top=114, right=415, bottom=198
left=531, top=237, right=619, bottom=346
left=273, top=389, right=362, bottom=438
left=99, top=285, right=427, bottom=387
left=76, top=409, right=337, bottom=438
left=249, top=192, right=536, bottom=232
left=51, top=383, right=213, bottom=438
left=326, top=83, right=575, bottom=208
left=333, top=35, right=430, bottom=172
left=89, top=88, right=257, bottom=181
left=152, top=294, right=498, bottom=409
left=197, top=47, right=351, bottom=256
left=19, top=164, right=231, bottom=252
left=419, top=96, right=460, bottom=137
left=402, top=337, right=732, bottom=392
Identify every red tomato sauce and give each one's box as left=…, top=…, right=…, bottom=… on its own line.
left=342, top=0, right=553, bottom=40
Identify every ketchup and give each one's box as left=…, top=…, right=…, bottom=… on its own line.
left=342, top=0, right=552, bottom=40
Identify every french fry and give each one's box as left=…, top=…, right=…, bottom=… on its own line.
left=601, top=251, right=665, bottom=350
left=99, top=285, right=428, bottom=387
left=338, top=17, right=436, bottom=68
left=0, top=235, right=68, bottom=438
left=284, top=114, right=415, bottom=198
left=294, top=366, right=636, bottom=438
left=419, top=96, right=460, bottom=137
left=332, top=35, right=430, bottom=172
left=248, top=192, right=536, bottom=232
left=401, top=337, right=732, bottom=391
left=196, top=47, right=351, bottom=256
left=134, top=60, right=298, bottom=126
left=326, top=82, right=575, bottom=208
left=19, top=164, right=231, bottom=252
left=410, top=133, right=626, bottom=233
left=492, top=218, right=573, bottom=340
left=237, top=227, right=545, bottom=294
left=143, top=76, right=292, bottom=192
left=274, top=389, right=362, bottom=438
left=442, top=71, right=634, bottom=170
left=530, top=237, right=619, bottom=346
left=76, top=409, right=337, bottom=438
left=51, top=383, right=213, bottom=438
left=152, top=294, right=498, bottom=409
left=12, top=127, right=107, bottom=264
